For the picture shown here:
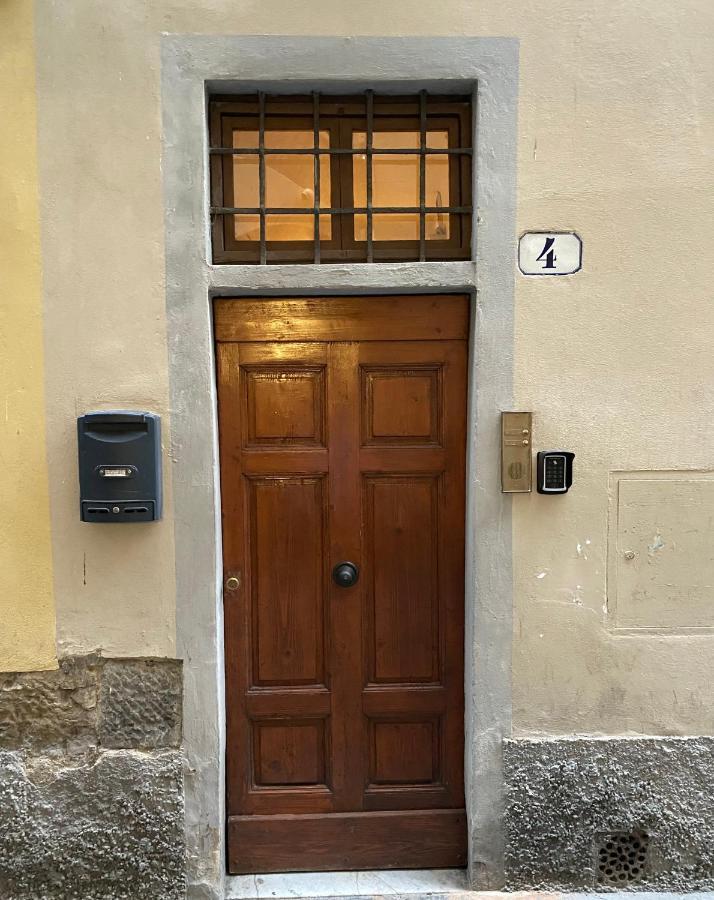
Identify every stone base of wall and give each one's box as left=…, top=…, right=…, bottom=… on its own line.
left=505, top=736, right=714, bottom=891
left=0, top=749, right=184, bottom=900
left=0, top=656, right=185, bottom=900
left=6, top=663, right=714, bottom=895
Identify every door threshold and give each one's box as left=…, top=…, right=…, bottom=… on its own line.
left=226, top=868, right=467, bottom=899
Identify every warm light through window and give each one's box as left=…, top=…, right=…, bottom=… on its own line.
left=210, top=93, right=471, bottom=263
left=352, top=131, right=450, bottom=241
left=232, top=130, right=332, bottom=242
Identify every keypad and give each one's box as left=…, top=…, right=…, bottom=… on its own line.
left=544, top=457, right=565, bottom=489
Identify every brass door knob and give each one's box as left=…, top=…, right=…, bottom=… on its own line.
left=225, top=575, right=240, bottom=591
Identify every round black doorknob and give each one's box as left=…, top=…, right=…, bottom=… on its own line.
left=332, top=561, right=359, bottom=588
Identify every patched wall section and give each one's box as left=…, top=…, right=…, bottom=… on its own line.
left=505, top=737, right=714, bottom=891
left=0, top=656, right=185, bottom=900
left=608, top=472, right=714, bottom=632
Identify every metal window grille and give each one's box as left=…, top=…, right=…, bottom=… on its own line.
left=210, top=91, right=473, bottom=265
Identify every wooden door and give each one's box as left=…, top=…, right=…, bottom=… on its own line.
left=216, top=295, right=468, bottom=874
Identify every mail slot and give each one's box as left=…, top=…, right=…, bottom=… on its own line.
left=77, top=411, right=162, bottom=522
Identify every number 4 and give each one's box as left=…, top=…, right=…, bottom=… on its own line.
left=536, top=236, right=557, bottom=269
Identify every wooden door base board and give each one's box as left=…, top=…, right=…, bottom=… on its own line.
left=228, top=809, right=467, bottom=874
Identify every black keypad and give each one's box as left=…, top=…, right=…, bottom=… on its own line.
left=545, top=457, right=565, bottom=489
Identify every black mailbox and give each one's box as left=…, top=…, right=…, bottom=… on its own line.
left=77, top=411, right=162, bottom=522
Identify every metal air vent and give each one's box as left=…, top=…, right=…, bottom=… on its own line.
left=597, top=830, right=650, bottom=886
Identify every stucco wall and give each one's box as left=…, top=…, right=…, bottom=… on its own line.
left=0, top=0, right=56, bottom=672
left=29, top=1, right=714, bottom=732
left=34, top=2, right=176, bottom=659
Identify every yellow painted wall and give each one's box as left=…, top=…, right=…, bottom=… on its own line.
left=0, top=0, right=57, bottom=671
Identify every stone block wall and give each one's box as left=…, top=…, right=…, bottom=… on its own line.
left=0, top=656, right=185, bottom=900
left=505, top=737, right=714, bottom=891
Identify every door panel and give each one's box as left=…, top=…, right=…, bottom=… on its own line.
left=364, top=474, right=440, bottom=684
left=216, top=295, right=468, bottom=872
left=253, top=719, right=328, bottom=786
left=243, top=367, right=326, bottom=447
left=362, top=367, right=442, bottom=445
left=249, top=475, right=326, bottom=686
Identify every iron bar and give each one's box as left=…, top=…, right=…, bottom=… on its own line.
left=366, top=90, right=374, bottom=263
left=210, top=147, right=473, bottom=156
left=313, top=91, right=320, bottom=264
left=258, top=92, right=266, bottom=264
left=212, top=206, right=472, bottom=215
left=419, top=90, right=427, bottom=262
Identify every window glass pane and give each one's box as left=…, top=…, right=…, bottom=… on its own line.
left=352, top=130, right=450, bottom=241
left=265, top=214, right=331, bottom=242
left=232, top=130, right=331, bottom=241
left=426, top=130, right=448, bottom=150
left=233, top=214, right=260, bottom=242
left=354, top=212, right=420, bottom=241
left=233, top=130, right=259, bottom=149
left=264, top=124, right=314, bottom=149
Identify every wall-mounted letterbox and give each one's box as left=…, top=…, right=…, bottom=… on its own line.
left=77, top=411, right=162, bottom=522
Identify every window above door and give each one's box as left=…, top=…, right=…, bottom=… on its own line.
left=209, top=93, right=472, bottom=264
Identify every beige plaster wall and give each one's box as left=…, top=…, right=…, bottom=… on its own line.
left=34, top=1, right=714, bottom=731
left=35, top=2, right=176, bottom=658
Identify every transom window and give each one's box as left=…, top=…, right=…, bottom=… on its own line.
left=209, top=92, right=472, bottom=264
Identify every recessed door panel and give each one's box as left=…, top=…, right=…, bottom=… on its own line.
left=249, top=475, right=326, bottom=686
left=253, top=719, right=328, bottom=787
left=370, top=719, right=441, bottom=786
left=364, top=475, right=440, bottom=684
left=243, top=365, right=326, bottom=447
left=362, top=366, right=442, bottom=445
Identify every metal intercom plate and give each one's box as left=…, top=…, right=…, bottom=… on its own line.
left=501, top=411, right=532, bottom=493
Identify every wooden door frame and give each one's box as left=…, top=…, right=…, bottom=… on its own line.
left=161, top=35, right=519, bottom=900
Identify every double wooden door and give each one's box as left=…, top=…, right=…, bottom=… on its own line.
left=216, top=295, right=468, bottom=873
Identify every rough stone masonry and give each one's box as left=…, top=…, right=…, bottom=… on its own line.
left=504, top=737, right=714, bottom=891
left=0, top=655, right=185, bottom=900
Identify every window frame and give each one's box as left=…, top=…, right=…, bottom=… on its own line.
left=209, top=94, right=472, bottom=264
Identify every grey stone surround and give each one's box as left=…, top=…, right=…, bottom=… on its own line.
left=161, top=35, right=519, bottom=898
left=505, top=737, right=714, bottom=891
left=0, top=656, right=185, bottom=900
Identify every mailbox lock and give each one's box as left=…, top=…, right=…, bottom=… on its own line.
left=225, top=575, right=241, bottom=591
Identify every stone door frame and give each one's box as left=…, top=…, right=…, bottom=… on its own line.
left=160, top=35, right=519, bottom=900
